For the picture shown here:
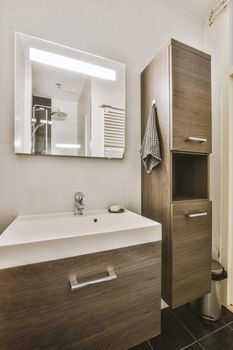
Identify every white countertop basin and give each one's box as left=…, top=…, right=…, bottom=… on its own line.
left=0, top=209, right=162, bottom=269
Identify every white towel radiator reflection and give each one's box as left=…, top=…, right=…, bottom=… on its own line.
left=100, top=104, right=125, bottom=159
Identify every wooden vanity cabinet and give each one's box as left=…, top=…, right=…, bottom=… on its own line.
left=141, top=39, right=212, bottom=309
left=0, top=242, right=161, bottom=350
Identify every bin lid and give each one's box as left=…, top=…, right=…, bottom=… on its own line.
left=212, top=259, right=223, bottom=275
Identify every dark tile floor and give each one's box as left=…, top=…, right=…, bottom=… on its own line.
left=129, top=305, right=233, bottom=350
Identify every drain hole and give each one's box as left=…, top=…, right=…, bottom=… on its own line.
left=94, top=218, right=98, bottom=223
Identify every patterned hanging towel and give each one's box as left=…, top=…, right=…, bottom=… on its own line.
left=140, top=104, right=161, bottom=173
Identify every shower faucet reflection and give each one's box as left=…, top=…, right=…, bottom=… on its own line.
left=31, top=104, right=67, bottom=154
left=74, top=192, right=85, bottom=216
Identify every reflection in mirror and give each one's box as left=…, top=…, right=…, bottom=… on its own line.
left=14, top=32, right=125, bottom=159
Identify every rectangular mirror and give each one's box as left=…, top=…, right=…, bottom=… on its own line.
left=14, top=32, right=125, bottom=159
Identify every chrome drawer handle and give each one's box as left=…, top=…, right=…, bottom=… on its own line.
left=185, top=212, right=208, bottom=218
left=69, top=267, right=117, bottom=291
left=185, top=137, right=207, bottom=143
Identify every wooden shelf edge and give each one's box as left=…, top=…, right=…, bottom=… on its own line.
left=172, top=198, right=209, bottom=204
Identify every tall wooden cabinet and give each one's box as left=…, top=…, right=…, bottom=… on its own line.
left=141, top=39, right=212, bottom=309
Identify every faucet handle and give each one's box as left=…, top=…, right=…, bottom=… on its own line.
left=75, top=192, right=84, bottom=201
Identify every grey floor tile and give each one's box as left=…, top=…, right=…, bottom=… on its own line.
left=221, top=306, right=233, bottom=324
left=199, top=326, right=233, bottom=350
left=184, top=343, right=204, bottom=349
left=172, top=304, right=225, bottom=339
left=149, top=308, right=195, bottom=350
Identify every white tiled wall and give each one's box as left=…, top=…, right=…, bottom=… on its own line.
left=204, top=10, right=229, bottom=255
left=0, top=0, right=205, bottom=232
left=204, top=7, right=231, bottom=303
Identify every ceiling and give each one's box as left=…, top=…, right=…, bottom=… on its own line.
left=32, top=62, right=87, bottom=102
left=172, top=0, right=218, bottom=17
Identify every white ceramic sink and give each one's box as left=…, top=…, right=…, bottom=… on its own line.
left=0, top=209, right=161, bottom=269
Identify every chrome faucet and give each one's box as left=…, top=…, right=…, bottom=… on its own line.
left=74, top=192, right=85, bottom=216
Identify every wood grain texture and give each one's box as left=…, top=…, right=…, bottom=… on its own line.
left=0, top=242, right=161, bottom=350
left=171, top=201, right=212, bottom=308
left=171, top=39, right=211, bottom=60
left=141, top=39, right=212, bottom=309
left=141, top=45, right=172, bottom=304
left=171, top=44, right=212, bottom=153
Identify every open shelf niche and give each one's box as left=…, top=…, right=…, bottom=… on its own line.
left=172, top=152, right=208, bottom=202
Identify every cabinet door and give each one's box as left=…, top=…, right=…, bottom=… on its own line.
left=171, top=201, right=212, bottom=308
left=0, top=243, right=161, bottom=350
left=171, top=43, right=211, bottom=153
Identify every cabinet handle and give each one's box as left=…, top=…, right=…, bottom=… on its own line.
left=69, top=267, right=117, bottom=291
left=185, top=212, right=208, bottom=218
left=185, top=137, right=207, bottom=143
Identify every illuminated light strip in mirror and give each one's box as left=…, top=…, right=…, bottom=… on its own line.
left=55, top=143, right=81, bottom=149
left=29, top=48, right=116, bottom=81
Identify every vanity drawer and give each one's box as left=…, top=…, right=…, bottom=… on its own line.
left=0, top=242, right=161, bottom=350
left=171, top=201, right=212, bottom=308
left=171, top=44, right=211, bottom=154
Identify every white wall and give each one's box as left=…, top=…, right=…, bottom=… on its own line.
left=0, top=0, right=205, bottom=232
left=204, top=19, right=224, bottom=255
left=204, top=5, right=231, bottom=304
left=15, top=35, right=32, bottom=154
left=14, top=38, right=26, bottom=153
left=23, top=60, right=32, bottom=153
left=51, top=99, right=78, bottom=156
left=77, top=79, right=91, bottom=157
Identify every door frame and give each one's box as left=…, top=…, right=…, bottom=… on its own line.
left=228, top=73, right=233, bottom=306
